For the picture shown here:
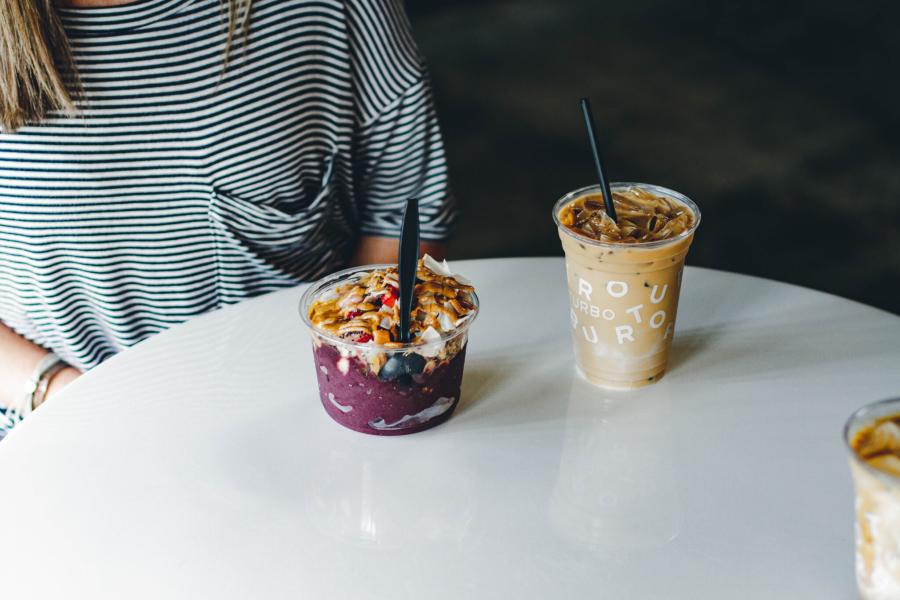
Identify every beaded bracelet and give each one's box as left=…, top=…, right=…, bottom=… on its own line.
left=18, top=353, right=68, bottom=418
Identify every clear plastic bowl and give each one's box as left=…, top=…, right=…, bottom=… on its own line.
left=299, top=264, right=479, bottom=435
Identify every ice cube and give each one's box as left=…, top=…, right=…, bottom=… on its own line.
left=858, top=420, right=900, bottom=459
left=868, top=454, right=900, bottom=478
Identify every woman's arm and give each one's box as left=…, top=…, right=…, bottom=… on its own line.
left=351, top=235, right=446, bottom=265
left=0, top=323, right=80, bottom=411
left=347, top=3, right=456, bottom=263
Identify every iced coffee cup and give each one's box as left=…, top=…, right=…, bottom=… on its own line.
left=845, top=398, right=900, bottom=600
left=553, top=182, right=700, bottom=389
left=299, top=256, right=478, bottom=435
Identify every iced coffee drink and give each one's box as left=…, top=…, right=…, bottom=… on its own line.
left=300, top=256, right=478, bottom=435
left=553, top=183, right=700, bottom=389
left=846, top=398, right=900, bottom=600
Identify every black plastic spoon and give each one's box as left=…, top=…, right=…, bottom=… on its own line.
left=378, top=198, right=426, bottom=382
left=397, top=196, right=420, bottom=344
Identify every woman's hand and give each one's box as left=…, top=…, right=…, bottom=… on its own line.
left=351, top=235, right=446, bottom=265
left=36, top=367, right=82, bottom=409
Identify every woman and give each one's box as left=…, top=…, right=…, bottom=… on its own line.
left=0, top=0, right=454, bottom=436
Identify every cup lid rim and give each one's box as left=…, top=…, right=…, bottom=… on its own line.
left=552, top=182, right=701, bottom=250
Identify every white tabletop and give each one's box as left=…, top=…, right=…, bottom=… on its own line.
left=1, top=258, right=899, bottom=599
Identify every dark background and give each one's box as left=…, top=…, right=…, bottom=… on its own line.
left=407, top=0, right=900, bottom=315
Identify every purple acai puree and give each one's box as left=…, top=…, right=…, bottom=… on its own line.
left=312, top=342, right=468, bottom=436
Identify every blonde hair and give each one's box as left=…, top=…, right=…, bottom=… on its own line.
left=0, top=0, right=252, bottom=132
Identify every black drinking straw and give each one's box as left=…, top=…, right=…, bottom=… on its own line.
left=579, top=97, right=617, bottom=222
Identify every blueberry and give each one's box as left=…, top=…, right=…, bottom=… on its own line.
left=378, top=353, right=426, bottom=382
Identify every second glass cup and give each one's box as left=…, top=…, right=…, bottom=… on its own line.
left=845, top=398, right=900, bottom=600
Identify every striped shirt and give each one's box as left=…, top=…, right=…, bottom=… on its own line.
left=0, top=0, right=454, bottom=377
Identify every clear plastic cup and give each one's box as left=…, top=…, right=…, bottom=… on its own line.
left=845, top=398, right=900, bottom=599
left=299, top=264, right=479, bottom=436
left=553, top=182, right=700, bottom=389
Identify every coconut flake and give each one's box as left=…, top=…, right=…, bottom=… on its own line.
left=416, top=326, right=444, bottom=358
left=337, top=357, right=350, bottom=375
left=422, top=254, right=471, bottom=286
left=338, top=293, right=363, bottom=309
left=318, top=289, right=338, bottom=302
left=419, top=326, right=442, bottom=343
left=438, top=312, right=455, bottom=332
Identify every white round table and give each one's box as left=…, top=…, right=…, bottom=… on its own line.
left=1, top=258, right=898, bottom=599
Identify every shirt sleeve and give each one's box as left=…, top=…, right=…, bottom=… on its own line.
left=348, top=0, right=455, bottom=241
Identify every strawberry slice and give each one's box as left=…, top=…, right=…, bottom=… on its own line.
left=346, top=309, right=362, bottom=319
left=382, top=287, right=398, bottom=308
left=356, top=333, right=373, bottom=343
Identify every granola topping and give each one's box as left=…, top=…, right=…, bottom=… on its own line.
left=307, top=255, right=476, bottom=348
